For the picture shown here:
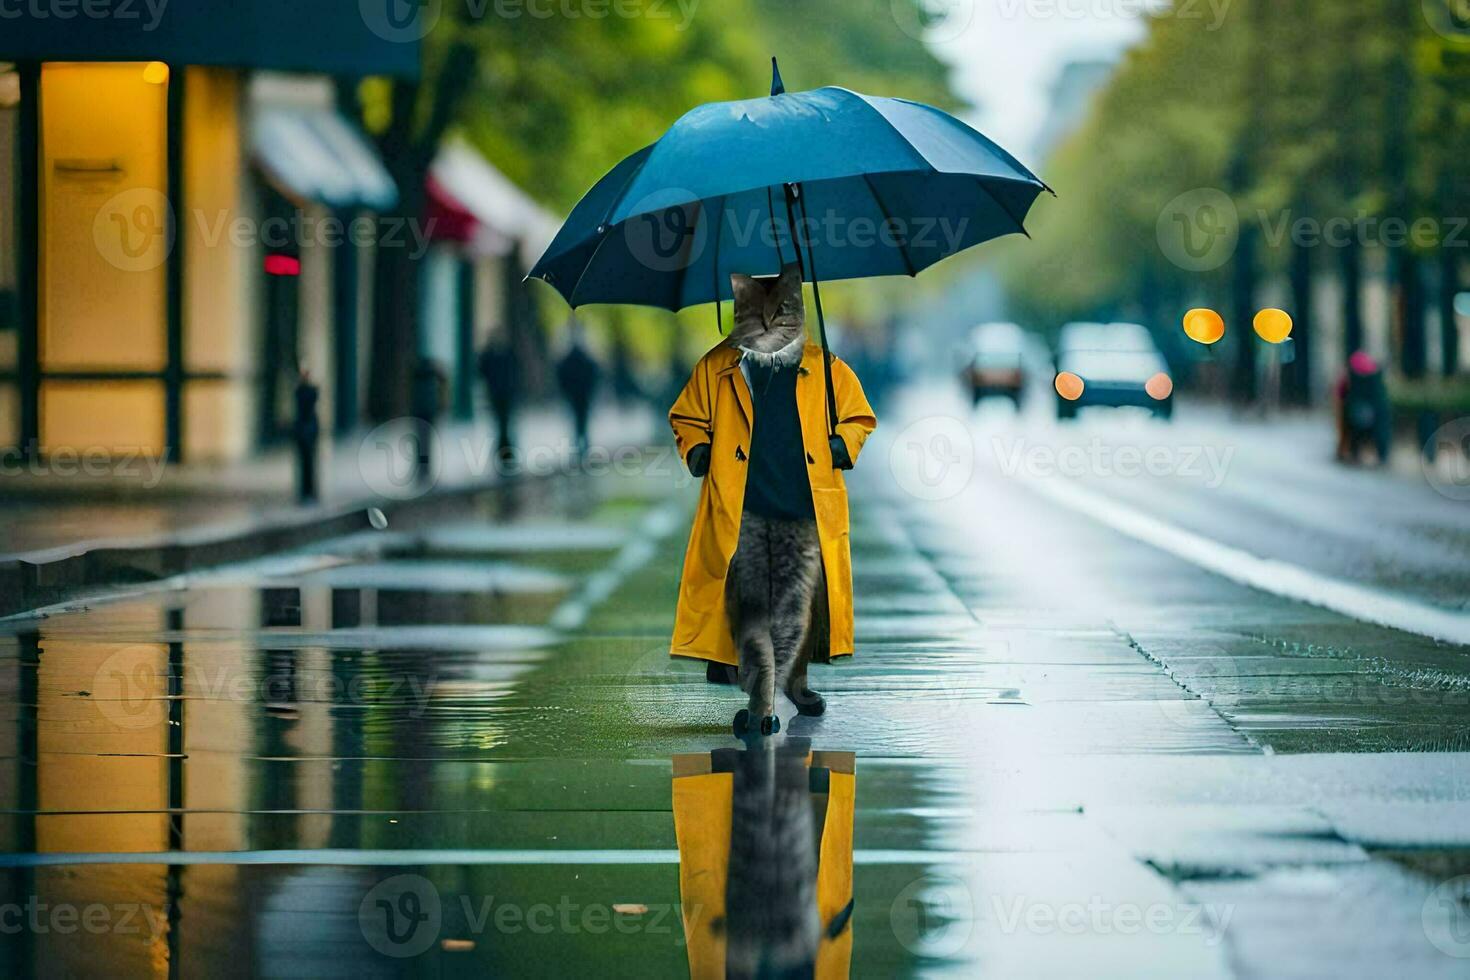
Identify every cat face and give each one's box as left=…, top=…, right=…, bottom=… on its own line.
left=727, top=263, right=805, bottom=354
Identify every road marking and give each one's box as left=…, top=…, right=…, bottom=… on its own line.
left=548, top=500, right=685, bottom=631
left=1030, top=477, right=1470, bottom=647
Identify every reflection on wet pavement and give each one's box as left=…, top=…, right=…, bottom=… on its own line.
left=0, top=448, right=1467, bottom=976
left=672, top=740, right=855, bottom=979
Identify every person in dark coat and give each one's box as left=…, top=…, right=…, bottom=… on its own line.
left=555, top=320, right=602, bottom=458
left=293, top=370, right=320, bottom=503
left=478, top=336, right=520, bottom=464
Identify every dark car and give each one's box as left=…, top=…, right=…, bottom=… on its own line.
left=965, top=321, right=1027, bottom=408
left=1054, top=322, right=1173, bottom=421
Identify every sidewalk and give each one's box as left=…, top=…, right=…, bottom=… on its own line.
left=0, top=401, right=659, bottom=615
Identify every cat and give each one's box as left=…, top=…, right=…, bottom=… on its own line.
left=725, top=263, right=827, bottom=737
left=722, top=739, right=821, bottom=978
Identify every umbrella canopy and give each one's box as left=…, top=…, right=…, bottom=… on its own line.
left=528, top=61, right=1049, bottom=311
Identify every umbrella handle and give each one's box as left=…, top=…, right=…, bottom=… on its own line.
left=785, top=184, right=840, bottom=444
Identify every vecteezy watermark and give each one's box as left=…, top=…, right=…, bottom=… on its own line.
left=1423, top=417, right=1470, bottom=502
left=1142, top=645, right=1241, bottom=733
left=94, top=187, right=175, bottom=274
left=93, top=191, right=438, bottom=273
left=0, top=898, right=168, bottom=939
left=888, top=416, right=975, bottom=502
left=0, top=443, right=170, bottom=487
left=357, top=419, right=690, bottom=502
left=991, top=436, right=1236, bottom=488
left=1158, top=188, right=1470, bottom=271
left=358, top=874, right=699, bottom=958
left=620, top=192, right=971, bottom=274
left=361, top=875, right=443, bottom=958
left=890, top=874, right=974, bottom=957
left=995, top=0, right=1231, bottom=30
left=990, top=895, right=1234, bottom=944
left=359, top=0, right=698, bottom=43
left=891, top=0, right=975, bottom=43
left=1156, top=187, right=1240, bottom=272
left=1258, top=210, right=1470, bottom=252
left=1424, top=0, right=1470, bottom=41
left=1423, top=874, right=1470, bottom=958
left=91, top=644, right=439, bottom=731
left=0, top=0, right=169, bottom=31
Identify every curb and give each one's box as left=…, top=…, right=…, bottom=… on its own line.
left=0, top=480, right=511, bottom=619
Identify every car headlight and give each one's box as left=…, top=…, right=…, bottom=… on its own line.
left=1145, top=373, right=1173, bottom=400
left=1054, top=372, right=1084, bottom=401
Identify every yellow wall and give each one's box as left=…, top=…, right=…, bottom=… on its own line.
left=39, top=62, right=168, bottom=453
left=183, top=66, right=254, bottom=461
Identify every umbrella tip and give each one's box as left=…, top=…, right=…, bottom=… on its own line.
left=770, top=57, right=785, bottom=97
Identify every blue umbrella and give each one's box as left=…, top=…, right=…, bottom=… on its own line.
left=528, top=59, right=1049, bottom=431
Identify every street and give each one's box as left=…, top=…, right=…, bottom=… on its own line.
left=1, top=381, right=1466, bottom=977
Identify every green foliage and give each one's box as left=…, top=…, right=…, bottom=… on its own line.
left=433, top=1, right=956, bottom=360
left=998, top=0, right=1470, bottom=338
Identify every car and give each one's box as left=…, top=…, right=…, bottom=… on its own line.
left=964, top=321, right=1028, bottom=408
left=1054, top=321, right=1174, bottom=421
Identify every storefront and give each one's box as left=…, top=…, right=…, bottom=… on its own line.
left=0, top=2, right=418, bottom=461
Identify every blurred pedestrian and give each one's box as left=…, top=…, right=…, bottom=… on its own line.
left=412, top=357, right=446, bottom=481
left=478, top=336, right=519, bottom=464
left=1334, top=350, right=1391, bottom=465
left=293, top=370, right=320, bottom=503
left=556, top=320, right=602, bottom=458
left=609, top=333, right=644, bottom=406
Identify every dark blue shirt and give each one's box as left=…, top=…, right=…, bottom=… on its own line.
left=743, top=360, right=814, bottom=520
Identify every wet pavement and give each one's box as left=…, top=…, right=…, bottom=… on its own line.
left=1, top=389, right=1468, bottom=977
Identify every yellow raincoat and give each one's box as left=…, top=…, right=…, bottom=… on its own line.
left=669, top=341, right=877, bottom=666
left=671, top=749, right=857, bottom=979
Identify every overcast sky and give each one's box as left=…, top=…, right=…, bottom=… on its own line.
left=920, top=2, right=1148, bottom=167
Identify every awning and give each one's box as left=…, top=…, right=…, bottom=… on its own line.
left=252, top=107, right=397, bottom=212
left=426, top=140, right=559, bottom=259
left=0, top=0, right=418, bottom=79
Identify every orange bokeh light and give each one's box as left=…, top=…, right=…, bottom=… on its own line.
left=1145, top=372, right=1174, bottom=400
left=1054, top=371, right=1085, bottom=401
left=1253, top=308, right=1293, bottom=344
left=1183, top=308, right=1225, bottom=345
left=142, top=62, right=170, bottom=85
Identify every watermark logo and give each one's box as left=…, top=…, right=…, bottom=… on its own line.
left=1157, top=188, right=1239, bottom=272
left=360, top=417, right=443, bottom=501
left=891, top=0, right=975, bottom=43
left=990, top=895, right=1232, bottom=943
left=889, top=416, right=975, bottom=501
left=1423, top=874, right=1470, bottom=958
left=622, top=189, right=708, bottom=274
left=891, top=874, right=973, bottom=957
left=0, top=0, right=170, bottom=31
left=92, top=645, right=167, bottom=731
left=94, top=187, right=174, bottom=273
left=360, top=0, right=442, bottom=42
left=1424, top=0, right=1470, bottom=41
left=360, top=874, right=443, bottom=958
left=1422, top=417, right=1470, bottom=501
left=991, top=436, right=1236, bottom=488
left=1151, top=648, right=1240, bottom=733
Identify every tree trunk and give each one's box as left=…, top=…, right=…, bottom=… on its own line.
left=1230, top=226, right=1258, bottom=404
left=1395, top=249, right=1426, bottom=379
left=1286, top=230, right=1313, bottom=405
left=1341, top=237, right=1363, bottom=357
left=1440, top=246, right=1461, bottom=376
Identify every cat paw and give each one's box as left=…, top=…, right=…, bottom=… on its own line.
left=760, top=714, right=780, bottom=736
left=790, top=688, right=826, bottom=717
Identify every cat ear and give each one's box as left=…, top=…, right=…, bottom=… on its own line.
left=770, top=262, right=805, bottom=316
